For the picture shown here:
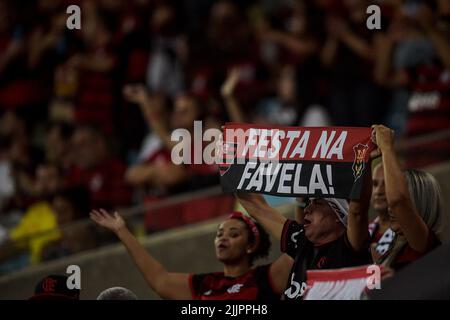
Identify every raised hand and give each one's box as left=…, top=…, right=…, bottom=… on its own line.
left=221, top=68, right=241, bottom=98
left=90, top=209, right=126, bottom=234
left=371, top=125, right=395, bottom=153
left=123, top=84, right=150, bottom=106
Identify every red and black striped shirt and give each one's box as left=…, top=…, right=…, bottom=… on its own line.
left=189, top=264, right=279, bottom=301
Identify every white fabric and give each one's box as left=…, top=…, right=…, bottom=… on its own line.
left=304, top=278, right=368, bottom=300
left=375, top=228, right=396, bottom=255
left=299, top=105, right=332, bottom=127
left=304, top=265, right=377, bottom=300
left=136, top=133, right=164, bottom=163
left=324, top=198, right=349, bottom=227
left=310, top=197, right=349, bottom=227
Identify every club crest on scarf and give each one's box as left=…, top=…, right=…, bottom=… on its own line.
left=216, top=134, right=236, bottom=176
left=352, top=143, right=369, bottom=181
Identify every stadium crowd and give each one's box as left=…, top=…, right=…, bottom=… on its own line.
left=0, top=0, right=449, bottom=279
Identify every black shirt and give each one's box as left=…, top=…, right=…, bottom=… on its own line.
left=280, top=219, right=371, bottom=300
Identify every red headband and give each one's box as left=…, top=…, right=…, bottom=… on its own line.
left=228, top=211, right=260, bottom=246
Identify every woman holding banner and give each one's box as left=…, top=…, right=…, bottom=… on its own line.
left=90, top=209, right=292, bottom=300
left=371, top=125, right=442, bottom=271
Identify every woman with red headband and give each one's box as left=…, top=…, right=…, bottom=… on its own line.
left=90, top=209, right=292, bottom=300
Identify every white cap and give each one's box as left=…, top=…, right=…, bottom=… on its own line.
left=324, top=198, right=349, bottom=227
left=310, top=198, right=349, bottom=227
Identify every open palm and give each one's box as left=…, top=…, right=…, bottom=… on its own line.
left=90, top=209, right=125, bottom=233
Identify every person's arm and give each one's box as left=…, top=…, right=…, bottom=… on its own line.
left=338, top=29, right=374, bottom=61
left=373, top=125, right=430, bottom=252
left=235, top=193, right=286, bottom=240
left=347, top=165, right=372, bottom=252
left=221, top=68, right=246, bottom=123
left=264, top=31, right=318, bottom=57
left=123, top=84, right=175, bottom=149
left=417, top=5, right=450, bottom=71
left=125, top=162, right=187, bottom=187
left=328, top=16, right=373, bottom=61
left=320, top=36, right=339, bottom=67
left=373, top=32, right=409, bottom=88
left=268, top=254, right=293, bottom=295
left=90, top=209, right=192, bottom=299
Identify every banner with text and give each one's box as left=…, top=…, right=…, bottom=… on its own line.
left=218, top=123, right=375, bottom=199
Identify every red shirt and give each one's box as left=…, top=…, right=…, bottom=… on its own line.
left=405, top=63, right=450, bottom=167
left=66, top=158, right=131, bottom=209
left=74, top=47, right=118, bottom=134
left=189, top=264, right=279, bottom=301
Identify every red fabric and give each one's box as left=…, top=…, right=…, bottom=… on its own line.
left=143, top=195, right=185, bottom=231
left=370, top=231, right=383, bottom=245
left=307, top=264, right=377, bottom=283
left=391, top=231, right=441, bottom=271
left=222, top=123, right=376, bottom=162
left=144, top=194, right=234, bottom=231
left=74, top=48, right=117, bottom=134
left=0, top=79, right=45, bottom=110
left=404, top=64, right=450, bottom=167
left=181, top=194, right=234, bottom=225
left=65, top=158, right=132, bottom=208
left=125, top=49, right=150, bottom=81
left=189, top=264, right=279, bottom=300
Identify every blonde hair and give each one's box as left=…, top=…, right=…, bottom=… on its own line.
left=405, top=169, right=443, bottom=236
left=379, top=169, right=443, bottom=267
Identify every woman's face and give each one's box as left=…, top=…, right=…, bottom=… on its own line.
left=215, top=219, right=252, bottom=264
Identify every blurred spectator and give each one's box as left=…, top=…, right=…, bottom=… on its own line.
left=44, top=121, right=74, bottom=170
left=123, top=84, right=232, bottom=231
left=0, top=1, right=29, bottom=112
left=41, top=187, right=96, bottom=262
left=321, top=0, right=387, bottom=126
left=65, top=125, right=132, bottom=209
left=254, top=65, right=301, bottom=126
left=1, top=163, right=63, bottom=267
left=67, top=4, right=119, bottom=134
left=123, top=85, right=184, bottom=231
left=146, top=3, right=185, bottom=98
left=256, top=0, right=325, bottom=123
left=375, top=1, right=450, bottom=167
left=0, top=111, right=43, bottom=204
